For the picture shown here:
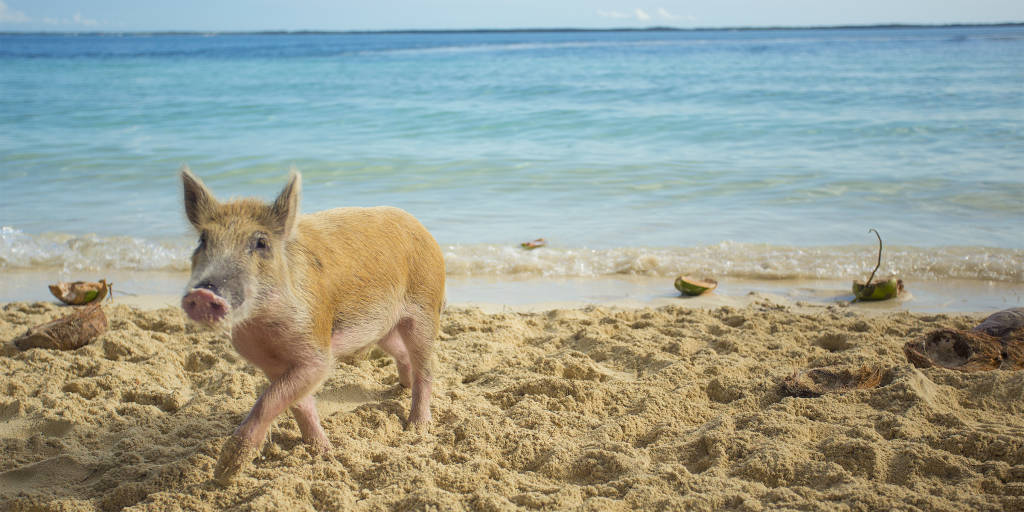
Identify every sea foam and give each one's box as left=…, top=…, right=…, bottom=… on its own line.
left=2, top=228, right=1020, bottom=283
left=0, top=227, right=192, bottom=273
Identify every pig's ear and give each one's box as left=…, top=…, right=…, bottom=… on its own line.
left=270, top=168, right=301, bottom=239
left=181, top=165, right=219, bottom=228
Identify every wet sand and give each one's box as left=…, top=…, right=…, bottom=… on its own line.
left=1, top=300, right=1022, bottom=510
left=2, top=269, right=1021, bottom=313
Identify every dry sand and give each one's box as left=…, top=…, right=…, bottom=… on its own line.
left=1, top=300, right=1022, bottom=511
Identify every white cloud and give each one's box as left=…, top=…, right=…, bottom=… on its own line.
left=596, top=8, right=659, bottom=22
left=40, top=12, right=100, bottom=27
left=0, top=2, right=100, bottom=27
left=0, top=0, right=30, bottom=23
left=597, top=10, right=632, bottom=20
left=598, top=7, right=692, bottom=23
left=73, top=13, right=97, bottom=26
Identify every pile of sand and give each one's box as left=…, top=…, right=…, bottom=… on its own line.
left=1, top=301, right=1022, bottom=511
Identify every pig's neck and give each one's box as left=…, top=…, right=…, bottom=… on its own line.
left=233, top=284, right=308, bottom=336
left=229, top=288, right=313, bottom=374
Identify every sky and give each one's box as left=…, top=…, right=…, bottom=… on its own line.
left=0, top=0, right=1022, bottom=32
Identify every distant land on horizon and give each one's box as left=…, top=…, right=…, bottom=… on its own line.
left=2, top=21, right=1022, bottom=36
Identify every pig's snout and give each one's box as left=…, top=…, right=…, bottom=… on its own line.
left=182, top=287, right=230, bottom=323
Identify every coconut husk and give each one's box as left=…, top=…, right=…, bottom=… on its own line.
left=781, top=366, right=884, bottom=398
left=12, top=303, right=107, bottom=351
left=49, top=279, right=112, bottom=305
left=972, top=307, right=1024, bottom=339
left=903, top=329, right=1003, bottom=372
left=903, top=308, right=1024, bottom=372
left=997, top=331, right=1024, bottom=371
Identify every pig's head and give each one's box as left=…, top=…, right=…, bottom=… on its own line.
left=179, top=166, right=301, bottom=326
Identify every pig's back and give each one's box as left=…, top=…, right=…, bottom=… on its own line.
left=289, top=207, right=445, bottom=332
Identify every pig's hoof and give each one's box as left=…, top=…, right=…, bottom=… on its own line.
left=307, top=436, right=333, bottom=454
left=405, top=414, right=431, bottom=432
left=213, top=436, right=259, bottom=485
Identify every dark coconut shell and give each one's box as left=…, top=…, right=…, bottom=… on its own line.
left=972, top=307, right=1024, bottom=339
left=781, top=366, right=884, bottom=398
left=12, top=303, right=108, bottom=351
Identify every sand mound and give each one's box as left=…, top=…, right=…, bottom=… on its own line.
left=1, top=301, right=1023, bottom=511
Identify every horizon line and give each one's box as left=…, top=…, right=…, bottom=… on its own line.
left=1, top=21, right=1022, bottom=36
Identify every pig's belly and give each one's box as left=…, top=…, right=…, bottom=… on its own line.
left=329, top=317, right=396, bottom=357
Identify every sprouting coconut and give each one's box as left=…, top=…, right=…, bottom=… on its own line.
left=852, top=229, right=903, bottom=301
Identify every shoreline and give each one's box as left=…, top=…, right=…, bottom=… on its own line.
left=1, top=268, right=1019, bottom=314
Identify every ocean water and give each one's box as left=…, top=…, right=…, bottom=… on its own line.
left=1, top=27, right=1023, bottom=284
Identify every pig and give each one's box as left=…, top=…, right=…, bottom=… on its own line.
left=178, top=166, right=445, bottom=484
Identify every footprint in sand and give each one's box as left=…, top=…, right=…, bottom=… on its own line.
left=0, top=455, right=93, bottom=494
left=816, top=332, right=853, bottom=352
left=317, top=384, right=382, bottom=417
left=0, top=412, right=75, bottom=441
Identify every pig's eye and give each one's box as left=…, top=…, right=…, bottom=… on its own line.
left=252, top=234, right=270, bottom=253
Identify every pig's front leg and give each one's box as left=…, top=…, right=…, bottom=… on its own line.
left=213, top=359, right=329, bottom=484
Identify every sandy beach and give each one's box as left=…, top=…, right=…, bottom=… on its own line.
left=2, top=299, right=1022, bottom=511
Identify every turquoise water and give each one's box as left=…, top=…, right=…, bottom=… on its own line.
left=1, top=27, right=1023, bottom=282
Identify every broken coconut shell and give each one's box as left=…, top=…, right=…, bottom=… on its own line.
left=49, top=279, right=112, bottom=305
left=781, top=366, right=885, bottom=398
left=852, top=276, right=903, bottom=301
left=12, top=303, right=108, bottom=351
left=674, top=276, right=718, bottom=296
left=520, top=238, right=547, bottom=250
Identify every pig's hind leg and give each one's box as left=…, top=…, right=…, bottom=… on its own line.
left=290, top=394, right=331, bottom=452
left=396, top=312, right=437, bottom=427
left=377, top=326, right=412, bottom=388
